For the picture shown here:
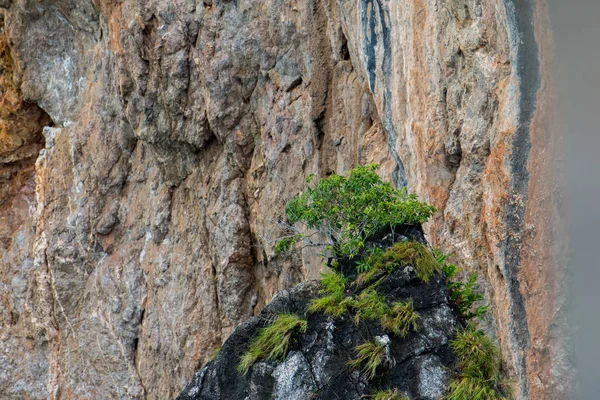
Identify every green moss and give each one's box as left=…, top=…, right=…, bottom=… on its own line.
left=380, top=299, right=419, bottom=337
left=446, top=326, right=506, bottom=399
left=373, top=388, right=409, bottom=400
left=238, top=313, right=308, bottom=375
left=347, top=339, right=388, bottom=380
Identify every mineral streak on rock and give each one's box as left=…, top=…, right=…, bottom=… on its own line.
left=0, top=0, right=567, bottom=399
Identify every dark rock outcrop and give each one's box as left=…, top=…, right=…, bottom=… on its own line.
left=178, top=228, right=460, bottom=400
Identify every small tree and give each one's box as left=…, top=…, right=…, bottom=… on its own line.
left=274, top=164, right=436, bottom=258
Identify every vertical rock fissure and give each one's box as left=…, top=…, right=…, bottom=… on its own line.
left=361, top=0, right=407, bottom=189
left=501, top=0, right=541, bottom=397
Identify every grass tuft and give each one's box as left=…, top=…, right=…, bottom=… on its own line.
left=357, top=241, right=439, bottom=284
left=451, top=326, right=501, bottom=381
left=319, top=270, right=347, bottom=294
left=380, top=299, right=419, bottom=337
left=347, top=339, right=389, bottom=380
left=238, top=313, right=307, bottom=375
left=307, top=271, right=352, bottom=317
left=353, top=288, right=389, bottom=324
left=445, top=377, right=505, bottom=400
left=372, top=388, right=409, bottom=400
left=307, top=294, right=353, bottom=317
left=445, top=325, right=505, bottom=399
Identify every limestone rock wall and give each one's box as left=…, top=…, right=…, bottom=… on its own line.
left=0, top=0, right=568, bottom=399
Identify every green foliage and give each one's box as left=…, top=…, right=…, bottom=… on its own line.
left=372, top=388, right=409, bottom=400
left=347, top=339, right=388, bottom=380
left=353, top=288, right=389, bottom=324
left=437, top=250, right=488, bottom=321
left=437, top=251, right=507, bottom=398
left=357, top=241, right=440, bottom=284
left=238, top=313, right=308, bottom=375
left=356, top=259, right=371, bottom=274
left=274, top=236, right=298, bottom=254
left=446, top=325, right=505, bottom=399
left=278, top=164, right=436, bottom=258
left=380, top=300, right=419, bottom=338
left=307, top=272, right=353, bottom=317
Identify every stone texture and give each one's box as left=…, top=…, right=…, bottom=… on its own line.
left=0, top=0, right=568, bottom=399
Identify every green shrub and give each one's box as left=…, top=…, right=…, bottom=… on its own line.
left=347, top=339, right=389, bottom=380
left=446, top=326, right=505, bottom=399
left=278, top=164, right=436, bottom=258
left=238, top=313, right=307, bottom=375
left=437, top=250, right=488, bottom=321
left=380, top=300, right=419, bottom=337
left=437, top=252, right=507, bottom=398
left=373, top=388, right=409, bottom=400
left=357, top=241, right=439, bottom=284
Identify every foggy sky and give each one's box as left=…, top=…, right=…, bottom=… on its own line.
left=547, top=1, right=600, bottom=398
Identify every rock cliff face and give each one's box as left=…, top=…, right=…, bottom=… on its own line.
left=0, top=1, right=568, bottom=399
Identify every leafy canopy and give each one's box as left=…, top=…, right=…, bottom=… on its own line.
left=278, top=164, right=436, bottom=258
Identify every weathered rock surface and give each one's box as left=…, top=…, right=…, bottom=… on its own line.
left=0, top=0, right=568, bottom=399
left=178, top=228, right=460, bottom=400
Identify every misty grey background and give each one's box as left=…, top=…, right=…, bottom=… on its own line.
left=547, top=0, right=600, bottom=398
